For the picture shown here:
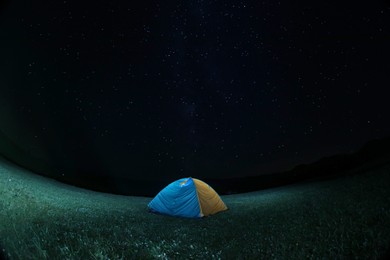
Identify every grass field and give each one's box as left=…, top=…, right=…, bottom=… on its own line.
left=1, top=156, right=390, bottom=259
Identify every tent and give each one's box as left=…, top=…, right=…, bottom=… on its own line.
left=148, top=177, right=228, bottom=218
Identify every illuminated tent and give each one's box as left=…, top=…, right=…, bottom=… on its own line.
left=148, top=177, right=228, bottom=218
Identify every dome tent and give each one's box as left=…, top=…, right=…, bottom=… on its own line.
left=148, top=177, right=228, bottom=218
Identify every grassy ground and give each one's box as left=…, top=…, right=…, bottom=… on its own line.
left=1, top=156, right=390, bottom=259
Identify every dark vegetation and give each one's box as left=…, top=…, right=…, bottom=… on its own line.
left=0, top=245, right=7, bottom=260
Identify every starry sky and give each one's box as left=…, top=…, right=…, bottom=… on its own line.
left=0, top=0, right=390, bottom=182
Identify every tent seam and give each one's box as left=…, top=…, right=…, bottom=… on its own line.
left=193, top=178, right=204, bottom=217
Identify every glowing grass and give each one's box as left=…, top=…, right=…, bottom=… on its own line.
left=1, top=156, right=390, bottom=259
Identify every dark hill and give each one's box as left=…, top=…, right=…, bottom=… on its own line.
left=204, top=136, right=390, bottom=195
left=1, top=134, right=390, bottom=196
left=61, top=136, right=390, bottom=196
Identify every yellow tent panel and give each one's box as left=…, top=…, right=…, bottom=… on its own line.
left=193, top=178, right=228, bottom=217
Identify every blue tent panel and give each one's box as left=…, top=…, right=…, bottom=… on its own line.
left=148, top=178, right=201, bottom=218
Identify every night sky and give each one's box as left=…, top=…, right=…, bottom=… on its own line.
left=0, top=0, right=389, bottom=183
